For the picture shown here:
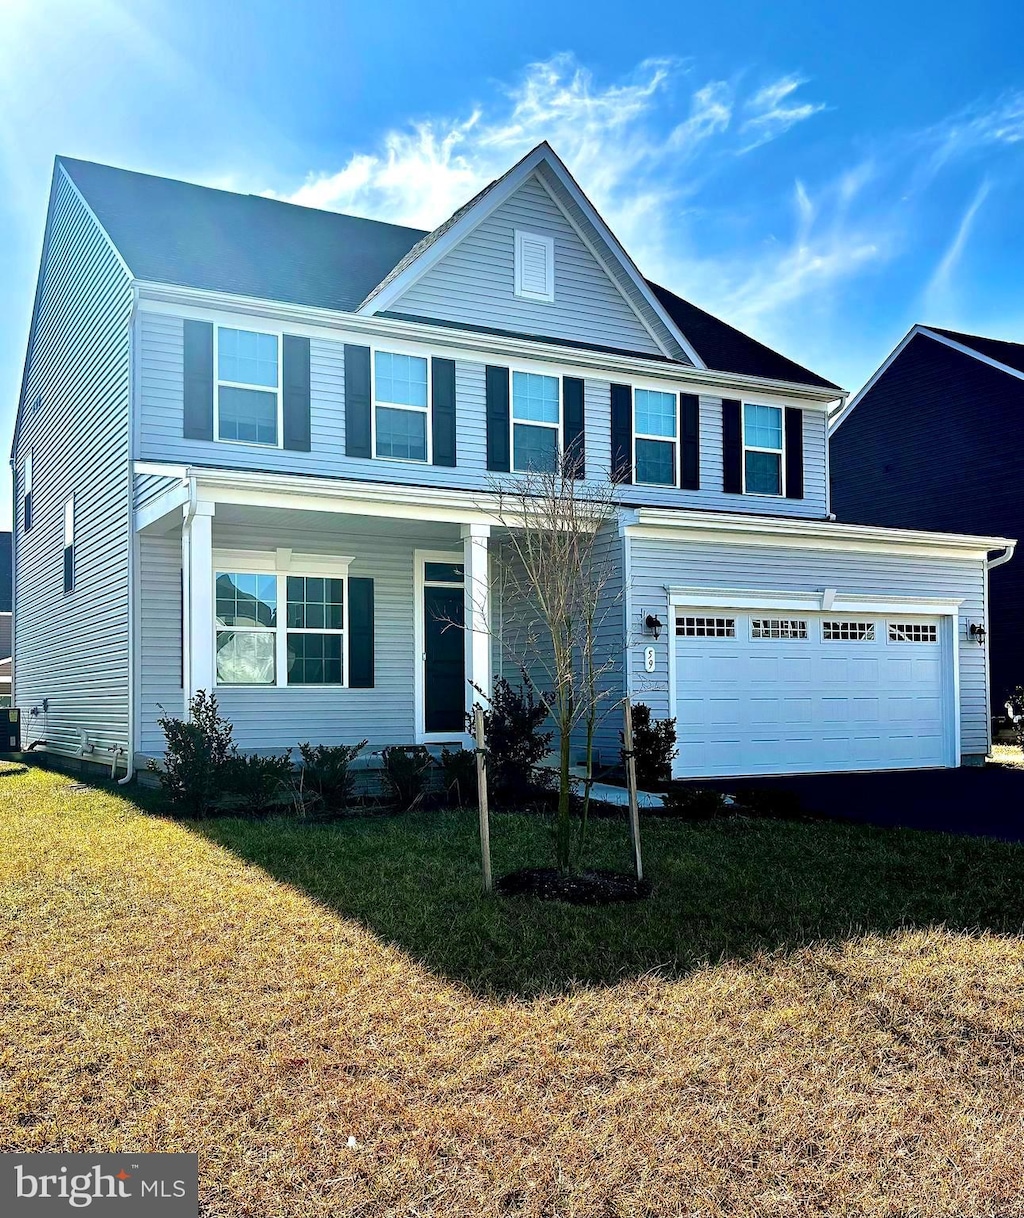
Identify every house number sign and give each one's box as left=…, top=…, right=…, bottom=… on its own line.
left=643, top=646, right=656, bottom=673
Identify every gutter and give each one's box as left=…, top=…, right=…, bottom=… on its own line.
left=986, top=543, right=1016, bottom=571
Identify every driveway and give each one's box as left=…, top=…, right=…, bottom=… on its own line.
left=694, top=761, right=1024, bottom=842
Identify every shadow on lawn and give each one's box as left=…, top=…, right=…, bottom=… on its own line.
left=51, top=767, right=1024, bottom=1000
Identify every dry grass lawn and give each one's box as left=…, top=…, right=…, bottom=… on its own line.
left=3, top=761, right=1024, bottom=1216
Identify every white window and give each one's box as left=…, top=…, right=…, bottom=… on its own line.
left=373, top=350, right=429, bottom=462
left=23, top=451, right=33, bottom=532
left=676, top=616, right=736, bottom=638
left=743, top=403, right=784, bottom=496
left=751, top=618, right=807, bottom=640
left=634, top=388, right=677, bottom=486
left=514, top=230, right=554, bottom=302
left=63, top=494, right=75, bottom=594
left=888, top=622, right=938, bottom=644
left=216, top=327, right=280, bottom=446
left=512, top=371, right=560, bottom=473
left=215, top=570, right=348, bottom=687
left=823, top=621, right=875, bottom=642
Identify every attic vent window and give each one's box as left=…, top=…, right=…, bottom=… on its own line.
left=514, top=230, right=554, bottom=303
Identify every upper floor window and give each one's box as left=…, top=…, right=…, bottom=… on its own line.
left=634, top=389, right=677, bottom=486
left=374, top=351, right=429, bottom=462
left=63, top=494, right=75, bottom=594
left=743, top=403, right=783, bottom=496
left=23, top=451, right=33, bottom=531
left=514, top=230, right=554, bottom=303
left=216, top=327, right=280, bottom=446
left=512, top=371, right=560, bottom=473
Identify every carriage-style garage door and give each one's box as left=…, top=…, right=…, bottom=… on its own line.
left=673, top=610, right=952, bottom=777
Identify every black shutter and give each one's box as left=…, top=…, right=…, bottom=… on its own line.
left=610, top=383, right=632, bottom=483
left=348, top=577, right=374, bottom=689
left=431, top=358, right=457, bottom=467
left=183, top=320, right=214, bottom=441
left=785, top=407, right=804, bottom=499
left=722, top=399, right=742, bottom=494
left=344, top=344, right=372, bottom=459
left=562, top=376, right=585, bottom=478
left=485, top=365, right=510, bottom=472
left=282, top=335, right=311, bottom=452
left=680, top=393, right=700, bottom=490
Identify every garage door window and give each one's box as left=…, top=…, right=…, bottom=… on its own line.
left=751, top=618, right=807, bottom=639
left=888, top=622, right=938, bottom=643
left=677, top=616, right=735, bottom=637
left=823, top=621, right=875, bottom=641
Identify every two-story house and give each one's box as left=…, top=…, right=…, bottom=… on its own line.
left=9, top=144, right=1014, bottom=780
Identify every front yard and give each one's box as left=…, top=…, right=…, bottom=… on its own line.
left=3, top=761, right=1024, bottom=1215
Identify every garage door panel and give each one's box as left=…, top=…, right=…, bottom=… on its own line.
left=674, top=610, right=949, bottom=777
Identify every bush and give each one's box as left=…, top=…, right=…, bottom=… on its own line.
left=658, top=786, right=728, bottom=820
left=622, top=704, right=677, bottom=789
left=151, top=691, right=235, bottom=817
left=1006, top=687, right=1024, bottom=748
left=381, top=745, right=432, bottom=812
left=440, top=746, right=477, bottom=808
left=297, top=740, right=367, bottom=817
left=222, top=752, right=295, bottom=815
left=474, top=674, right=554, bottom=806
left=733, top=786, right=806, bottom=821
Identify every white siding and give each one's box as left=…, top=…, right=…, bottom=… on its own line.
left=392, top=174, right=665, bottom=357
left=12, top=170, right=133, bottom=755
left=625, top=536, right=990, bottom=760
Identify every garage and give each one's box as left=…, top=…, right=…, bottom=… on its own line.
left=672, top=608, right=954, bottom=777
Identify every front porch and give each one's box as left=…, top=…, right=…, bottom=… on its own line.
left=135, top=466, right=496, bottom=757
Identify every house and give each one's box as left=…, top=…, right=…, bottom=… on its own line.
left=0, top=532, right=11, bottom=706
left=830, top=325, right=1021, bottom=714
left=9, top=145, right=1014, bottom=780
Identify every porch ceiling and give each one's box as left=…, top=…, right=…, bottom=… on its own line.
left=210, top=504, right=466, bottom=548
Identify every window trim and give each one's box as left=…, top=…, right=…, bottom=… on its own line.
left=214, top=326, right=284, bottom=450
left=212, top=550, right=353, bottom=688
left=370, top=346, right=432, bottom=465
left=741, top=401, right=786, bottom=498
left=63, top=493, right=75, bottom=594
left=513, top=229, right=555, bottom=303
left=23, top=450, right=33, bottom=532
left=632, top=383, right=679, bottom=487
left=509, top=365, right=562, bottom=474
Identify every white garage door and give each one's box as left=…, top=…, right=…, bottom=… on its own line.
left=673, top=611, right=951, bottom=777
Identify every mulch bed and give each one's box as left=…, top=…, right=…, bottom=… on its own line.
left=495, top=867, right=652, bottom=905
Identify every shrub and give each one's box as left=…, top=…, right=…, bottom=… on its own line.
left=440, top=746, right=477, bottom=808
left=297, top=740, right=367, bottom=816
left=658, top=786, right=728, bottom=820
left=474, top=674, right=554, bottom=806
left=622, top=704, right=677, bottom=789
left=1006, top=687, right=1024, bottom=748
left=381, top=745, right=432, bottom=812
left=733, top=786, right=806, bottom=821
left=151, top=691, right=235, bottom=817
left=222, top=753, right=295, bottom=815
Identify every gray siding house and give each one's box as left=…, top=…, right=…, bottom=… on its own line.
left=10, top=143, right=1014, bottom=779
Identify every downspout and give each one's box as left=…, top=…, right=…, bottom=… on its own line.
left=986, top=544, right=1016, bottom=572
left=983, top=543, right=1016, bottom=757
left=117, top=298, right=139, bottom=785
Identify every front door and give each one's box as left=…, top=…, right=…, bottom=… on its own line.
left=424, top=580, right=465, bottom=734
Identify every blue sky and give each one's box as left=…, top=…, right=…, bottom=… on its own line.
left=2, top=0, right=1024, bottom=525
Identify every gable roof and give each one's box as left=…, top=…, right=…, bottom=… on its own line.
left=56, top=153, right=838, bottom=390
left=831, top=323, right=1024, bottom=434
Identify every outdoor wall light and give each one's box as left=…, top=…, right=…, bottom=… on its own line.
left=969, top=622, right=987, bottom=645
left=644, top=614, right=663, bottom=640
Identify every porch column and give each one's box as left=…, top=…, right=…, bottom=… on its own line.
left=182, top=500, right=216, bottom=711
left=461, top=523, right=491, bottom=713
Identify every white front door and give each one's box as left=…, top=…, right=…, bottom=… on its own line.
left=673, top=611, right=952, bottom=777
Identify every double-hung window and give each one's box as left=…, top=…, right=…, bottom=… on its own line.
left=634, top=389, right=677, bottom=486
left=374, top=351, right=429, bottom=462
left=215, top=567, right=348, bottom=687
left=511, top=371, right=560, bottom=473
left=743, top=403, right=784, bottom=495
left=217, top=327, right=280, bottom=446
left=23, top=451, right=33, bottom=531
left=63, top=494, right=75, bottom=593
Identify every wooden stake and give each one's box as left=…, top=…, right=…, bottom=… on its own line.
left=474, top=703, right=492, bottom=894
left=623, top=697, right=643, bottom=882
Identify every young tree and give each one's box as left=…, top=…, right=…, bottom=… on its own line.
left=483, top=460, right=622, bottom=873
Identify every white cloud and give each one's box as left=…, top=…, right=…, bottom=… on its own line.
left=738, top=75, right=826, bottom=152
left=921, top=177, right=992, bottom=316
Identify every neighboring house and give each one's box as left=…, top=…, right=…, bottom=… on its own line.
left=9, top=145, right=1014, bottom=780
left=0, top=532, right=11, bottom=706
left=830, top=325, right=1021, bottom=713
